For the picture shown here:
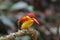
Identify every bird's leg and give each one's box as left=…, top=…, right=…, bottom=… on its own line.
left=26, top=29, right=30, bottom=33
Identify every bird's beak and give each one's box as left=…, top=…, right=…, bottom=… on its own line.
left=32, top=18, right=39, bottom=25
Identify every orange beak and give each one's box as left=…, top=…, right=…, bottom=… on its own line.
left=32, top=18, right=39, bottom=25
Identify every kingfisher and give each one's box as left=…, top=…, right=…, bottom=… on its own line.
left=18, top=13, right=40, bottom=30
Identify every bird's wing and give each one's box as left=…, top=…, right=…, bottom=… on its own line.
left=21, top=20, right=33, bottom=30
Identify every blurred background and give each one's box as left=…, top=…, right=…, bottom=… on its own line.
left=0, top=0, right=60, bottom=40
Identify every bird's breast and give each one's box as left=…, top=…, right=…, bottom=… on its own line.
left=21, top=20, right=34, bottom=30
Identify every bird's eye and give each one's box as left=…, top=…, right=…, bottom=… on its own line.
left=30, top=17, right=32, bottom=18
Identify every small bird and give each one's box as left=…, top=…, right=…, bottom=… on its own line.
left=18, top=13, right=40, bottom=30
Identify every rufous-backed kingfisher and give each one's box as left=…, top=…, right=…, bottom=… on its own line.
left=18, top=13, right=40, bottom=30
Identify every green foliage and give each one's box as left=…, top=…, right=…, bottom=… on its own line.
left=0, top=0, right=3, bottom=2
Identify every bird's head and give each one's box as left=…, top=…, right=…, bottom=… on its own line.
left=18, top=13, right=40, bottom=25
left=26, top=13, right=40, bottom=25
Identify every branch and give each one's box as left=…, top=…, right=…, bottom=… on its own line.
left=0, top=30, right=37, bottom=40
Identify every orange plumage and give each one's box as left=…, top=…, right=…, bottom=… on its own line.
left=18, top=13, right=39, bottom=30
